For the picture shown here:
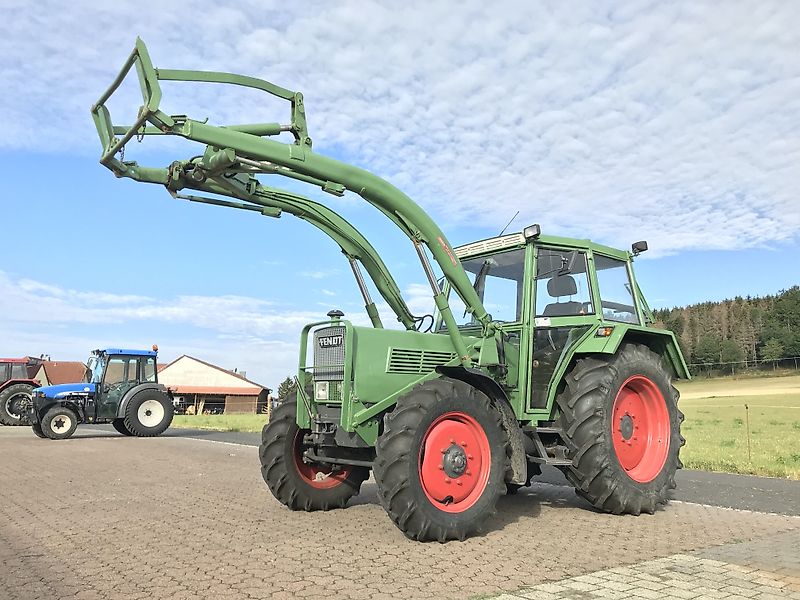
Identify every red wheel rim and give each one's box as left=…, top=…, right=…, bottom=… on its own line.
left=611, top=375, right=671, bottom=483
left=418, top=411, right=491, bottom=513
left=292, top=430, right=352, bottom=489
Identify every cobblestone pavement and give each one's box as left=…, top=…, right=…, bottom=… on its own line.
left=491, top=531, right=800, bottom=599
left=1, top=427, right=798, bottom=600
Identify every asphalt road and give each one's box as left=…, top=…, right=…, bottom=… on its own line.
left=154, top=425, right=800, bottom=517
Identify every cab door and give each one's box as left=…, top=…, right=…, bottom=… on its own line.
left=528, top=246, right=595, bottom=409
left=99, top=357, right=140, bottom=419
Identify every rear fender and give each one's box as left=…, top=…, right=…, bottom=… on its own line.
left=436, top=366, right=527, bottom=485
left=575, top=325, right=690, bottom=379
left=545, top=324, right=690, bottom=414
left=117, top=383, right=167, bottom=418
left=0, top=379, right=39, bottom=393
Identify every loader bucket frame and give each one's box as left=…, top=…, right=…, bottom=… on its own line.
left=92, top=38, right=499, bottom=365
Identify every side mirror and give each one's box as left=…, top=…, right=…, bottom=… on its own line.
left=632, top=241, right=648, bottom=256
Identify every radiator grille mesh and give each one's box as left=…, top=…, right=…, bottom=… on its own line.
left=313, top=326, right=346, bottom=381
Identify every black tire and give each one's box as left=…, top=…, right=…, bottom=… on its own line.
left=31, top=423, right=46, bottom=438
left=373, top=379, right=509, bottom=542
left=40, top=406, right=79, bottom=440
left=556, top=343, right=684, bottom=515
left=123, top=391, right=174, bottom=437
left=260, top=398, right=369, bottom=511
left=112, top=418, right=134, bottom=436
left=0, top=383, right=34, bottom=426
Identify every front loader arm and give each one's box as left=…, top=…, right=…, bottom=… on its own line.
left=92, top=38, right=494, bottom=365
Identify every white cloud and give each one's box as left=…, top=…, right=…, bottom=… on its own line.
left=0, top=271, right=313, bottom=386
left=1, top=1, right=799, bottom=257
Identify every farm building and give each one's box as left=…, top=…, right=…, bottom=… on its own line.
left=32, top=360, right=88, bottom=386
left=157, top=355, right=270, bottom=415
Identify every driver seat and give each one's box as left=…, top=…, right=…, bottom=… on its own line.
left=542, top=274, right=583, bottom=317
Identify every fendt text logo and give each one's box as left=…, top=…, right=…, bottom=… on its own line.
left=318, top=335, right=343, bottom=348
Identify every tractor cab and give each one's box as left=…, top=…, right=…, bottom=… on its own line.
left=30, top=347, right=172, bottom=440
left=439, top=229, right=672, bottom=414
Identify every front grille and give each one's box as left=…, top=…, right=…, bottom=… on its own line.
left=386, top=348, right=456, bottom=374
left=313, top=326, right=346, bottom=381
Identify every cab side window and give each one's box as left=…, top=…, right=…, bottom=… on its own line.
left=143, top=358, right=156, bottom=382
left=595, top=255, right=639, bottom=324
left=535, top=248, right=592, bottom=317
left=104, top=358, right=126, bottom=385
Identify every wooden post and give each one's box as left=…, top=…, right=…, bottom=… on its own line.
left=744, top=404, right=751, bottom=463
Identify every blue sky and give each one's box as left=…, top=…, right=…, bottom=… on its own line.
left=1, top=1, right=799, bottom=386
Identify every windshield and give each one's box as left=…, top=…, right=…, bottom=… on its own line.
left=87, top=355, right=106, bottom=384
left=442, top=248, right=526, bottom=328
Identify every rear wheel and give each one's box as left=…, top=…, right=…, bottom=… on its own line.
left=373, top=379, right=508, bottom=542
left=0, top=384, right=34, bottom=426
left=123, top=391, right=173, bottom=437
left=41, top=406, right=78, bottom=440
left=259, top=398, right=368, bottom=511
left=556, top=343, right=684, bottom=515
left=112, top=419, right=134, bottom=436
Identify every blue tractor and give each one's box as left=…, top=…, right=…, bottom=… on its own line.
left=30, top=348, right=174, bottom=440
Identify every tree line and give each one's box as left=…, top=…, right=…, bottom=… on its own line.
left=653, top=286, right=800, bottom=372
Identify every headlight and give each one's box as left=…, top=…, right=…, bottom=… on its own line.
left=315, top=381, right=329, bottom=401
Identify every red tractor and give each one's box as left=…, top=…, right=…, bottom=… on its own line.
left=0, top=358, right=41, bottom=426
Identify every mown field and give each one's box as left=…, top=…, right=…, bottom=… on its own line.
left=172, top=373, right=800, bottom=479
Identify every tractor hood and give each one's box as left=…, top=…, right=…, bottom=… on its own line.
left=35, top=383, right=96, bottom=398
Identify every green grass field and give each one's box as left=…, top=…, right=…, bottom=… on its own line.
left=172, top=413, right=268, bottom=433
left=675, top=373, right=800, bottom=479
left=171, top=373, right=800, bottom=479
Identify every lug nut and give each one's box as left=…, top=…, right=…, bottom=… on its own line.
left=444, top=478, right=451, bottom=484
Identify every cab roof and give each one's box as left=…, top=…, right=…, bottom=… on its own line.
left=101, top=348, right=157, bottom=357
left=454, top=231, right=631, bottom=261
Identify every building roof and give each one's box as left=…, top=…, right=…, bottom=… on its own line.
left=157, top=355, right=269, bottom=395
left=40, top=361, right=87, bottom=385
left=166, top=385, right=263, bottom=396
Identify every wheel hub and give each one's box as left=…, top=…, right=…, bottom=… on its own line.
left=619, top=414, right=634, bottom=441
left=418, top=411, right=492, bottom=513
left=442, top=444, right=468, bottom=478
left=7, top=394, right=31, bottom=420
left=611, top=375, right=671, bottom=483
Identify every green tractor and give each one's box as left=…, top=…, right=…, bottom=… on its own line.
left=93, top=39, right=687, bottom=542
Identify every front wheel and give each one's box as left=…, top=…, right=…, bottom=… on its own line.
left=41, top=407, right=79, bottom=440
left=259, top=398, right=368, bottom=511
left=556, top=343, right=684, bottom=515
left=123, top=391, right=174, bottom=437
left=374, top=379, right=509, bottom=542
